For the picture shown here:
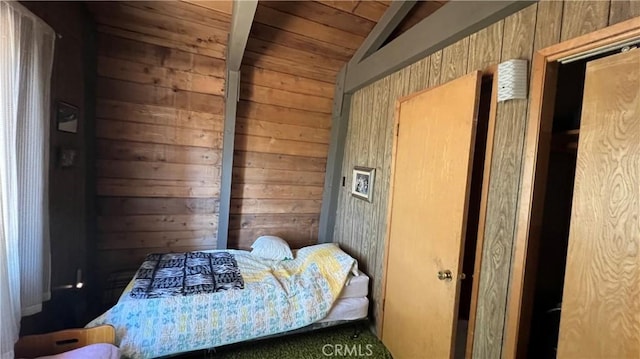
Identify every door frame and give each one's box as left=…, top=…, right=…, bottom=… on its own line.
left=377, top=66, right=499, bottom=358
left=503, top=16, right=640, bottom=359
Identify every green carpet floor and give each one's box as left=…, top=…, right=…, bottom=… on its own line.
left=179, top=323, right=392, bottom=359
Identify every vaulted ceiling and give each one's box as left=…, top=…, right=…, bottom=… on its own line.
left=87, top=1, right=447, bottom=90
left=85, top=0, right=448, bottom=258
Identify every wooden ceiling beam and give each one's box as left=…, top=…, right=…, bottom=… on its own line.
left=350, top=0, right=417, bottom=65
left=218, top=0, right=258, bottom=249
left=226, top=1, right=258, bottom=71
left=344, top=0, right=535, bottom=93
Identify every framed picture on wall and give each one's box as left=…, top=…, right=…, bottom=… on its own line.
left=351, top=166, right=375, bottom=202
left=56, top=101, right=79, bottom=133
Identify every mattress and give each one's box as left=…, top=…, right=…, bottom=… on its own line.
left=320, top=270, right=370, bottom=322
left=339, top=270, right=369, bottom=299
left=320, top=297, right=369, bottom=322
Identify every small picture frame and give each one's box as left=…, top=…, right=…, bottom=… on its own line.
left=56, top=101, right=79, bottom=133
left=351, top=166, right=375, bottom=202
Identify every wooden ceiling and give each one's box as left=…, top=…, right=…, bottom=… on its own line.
left=86, top=0, right=447, bottom=92
left=245, top=1, right=391, bottom=84
left=88, top=1, right=231, bottom=59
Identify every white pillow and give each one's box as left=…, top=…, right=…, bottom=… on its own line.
left=250, top=236, right=293, bottom=261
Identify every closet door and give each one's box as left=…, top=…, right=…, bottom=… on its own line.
left=557, top=49, right=639, bottom=358
left=382, top=71, right=481, bottom=359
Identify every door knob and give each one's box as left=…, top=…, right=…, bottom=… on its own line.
left=438, top=270, right=453, bottom=281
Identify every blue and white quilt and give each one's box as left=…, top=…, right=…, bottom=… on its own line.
left=86, top=244, right=357, bottom=359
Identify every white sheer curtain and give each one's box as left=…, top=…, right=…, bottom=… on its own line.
left=0, top=1, right=54, bottom=357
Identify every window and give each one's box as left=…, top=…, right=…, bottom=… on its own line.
left=0, top=2, right=55, bottom=357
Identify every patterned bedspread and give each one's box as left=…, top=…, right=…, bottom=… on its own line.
left=86, top=244, right=357, bottom=359
left=130, top=252, right=243, bottom=299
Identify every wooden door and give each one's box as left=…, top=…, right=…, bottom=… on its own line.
left=382, top=71, right=482, bottom=359
left=557, top=49, right=640, bottom=357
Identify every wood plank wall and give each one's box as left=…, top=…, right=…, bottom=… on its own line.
left=228, top=2, right=384, bottom=249
left=331, top=1, right=640, bottom=356
left=88, top=2, right=230, bottom=281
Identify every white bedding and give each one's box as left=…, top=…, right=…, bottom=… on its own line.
left=339, top=270, right=369, bottom=299
left=320, top=297, right=369, bottom=322
left=319, top=270, right=369, bottom=322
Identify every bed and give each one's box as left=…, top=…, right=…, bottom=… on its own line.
left=86, top=243, right=369, bottom=359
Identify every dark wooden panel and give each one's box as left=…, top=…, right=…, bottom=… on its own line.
left=96, top=99, right=223, bottom=132
left=97, top=33, right=225, bottom=77
left=233, top=151, right=326, bottom=172
left=261, top=1, right=375, bottom=37
left=96, top=118, right=223, bottom=149
left=97, top=178, right=220, bottom=198
left=236, top=117, right=330, bottom=144
left=97, top=232, right=217, bottom=250
left=316, top=1, right=360, bottom=14
left=123, top=1, right=230, bottom=31
left=181, top=0, right=233, bottom=15
left=90, top=17, right=226, bottom=60
left=89, top=2, right=227, bottom=49
left=249, top=23, right=352, bottom=61
left=97, top=139, right=221, bottom=166
left=254, top=4, right=364, bottom=50
left=88, top=0, right=227, bottom=300
left=237, top=101, right=331, bottom=129
left=229, top=213, right=319, bottom=229
left=97, top=78, right=224, bottom=114
left=234, top=134, right=328, bottom=158
left=230, top=199, right=322, bottom=214
left=97, top=56, right=224, bottom=96
left=232, top=167, right=326, bottom=186
left=231, top=184, right=324, bottom=199
left=97, top=214, right=218, bottom=232
left=353, top=0, right=389, bottom=22
left=96, top=24, right=223, bottom=58
left=243, top=50, right=338, bottom=83
left=240, top=65, right=334, bottom=98
left=239, top=84, right=333, bottom=114
left=98, top=197, right=218, bottom=215
left=245, top=37, right=343, bottom=73
left=96, top=160, right=219, bottom=181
